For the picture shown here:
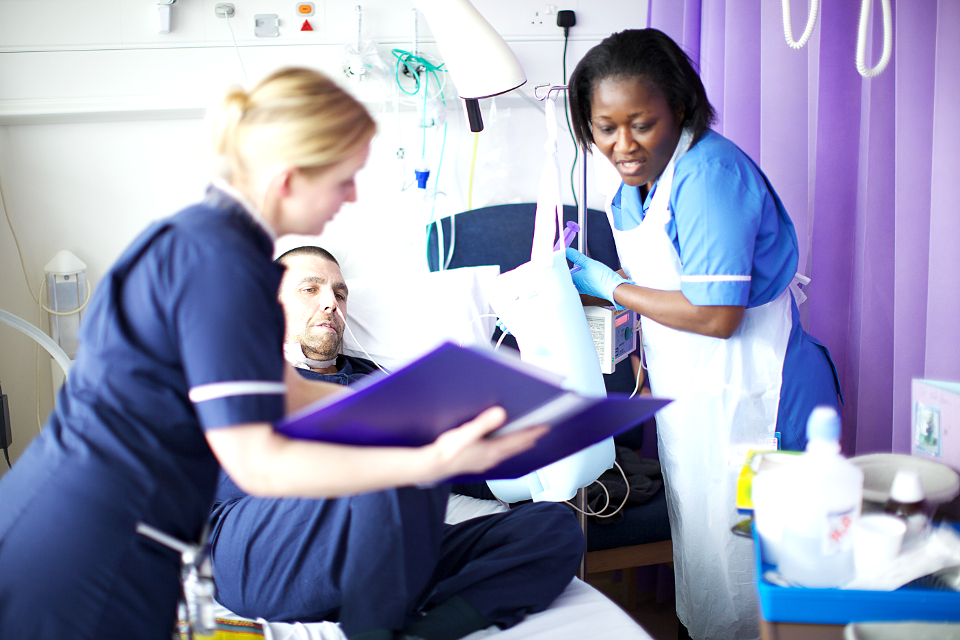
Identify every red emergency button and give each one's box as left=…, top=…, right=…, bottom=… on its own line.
left=300, top=20, right=313, bottom=31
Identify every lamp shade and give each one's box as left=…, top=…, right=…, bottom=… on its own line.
left=44, top=249, right=87, bottom=276
left=412, top=0, right=526, bottom=100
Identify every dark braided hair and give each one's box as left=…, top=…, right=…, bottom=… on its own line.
left=568, top=29, right=716, bottom=149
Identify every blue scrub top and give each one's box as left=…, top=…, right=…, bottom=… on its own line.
left=610, top=129, right=799, bottom=309
left=608, top=130, right=841, bottom=451
left=0, top=187, right=287, bottom=637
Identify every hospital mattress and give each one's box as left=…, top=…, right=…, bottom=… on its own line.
left=211, top=578, right=652, bottom=640
left=208, top=495, right=653, bottom=640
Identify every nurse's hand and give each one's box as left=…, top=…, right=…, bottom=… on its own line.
left=422, top=407, right=548, bottom=482
left=565, top=248, right=632, bottom=309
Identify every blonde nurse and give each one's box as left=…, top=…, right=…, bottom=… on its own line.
left=565, top=29, right=841, bottom=640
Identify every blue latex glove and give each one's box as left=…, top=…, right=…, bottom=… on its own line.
left=565, top=247, right=632, bottom=309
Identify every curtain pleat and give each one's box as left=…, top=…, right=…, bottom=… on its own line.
left=644, top=0, right=960, bottom=456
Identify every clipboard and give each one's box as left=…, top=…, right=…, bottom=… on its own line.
left=276, top=342, right=671, bottom=482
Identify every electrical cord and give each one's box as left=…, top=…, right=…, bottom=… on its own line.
left=35, top=282, right=43, bottom=433
left=37, top=274, right=92, bottom=316
left=561, top=30, right=579, bottom=211
left=564, top=459, right=631, bottom=519
left=1, top=174, right=41, bottom=304
left=224, top=10, right=248, bottom=85
left=629, top=319, right=646, bottom=399
left=2, top=447, right=9, bottom=469
left=1, top=174, right=76, bottom=434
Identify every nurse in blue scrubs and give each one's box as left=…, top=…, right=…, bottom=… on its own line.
left=564, top=30, right=841, bottom=640
left=0, top=68, right=550, bottom=640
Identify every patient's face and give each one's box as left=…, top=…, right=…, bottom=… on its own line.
left=279, top=255, right=348, bottom=361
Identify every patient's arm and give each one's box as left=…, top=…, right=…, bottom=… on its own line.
left=206, top=407, right=547, bottom=499
left=283, top=363, right=350, bottom=414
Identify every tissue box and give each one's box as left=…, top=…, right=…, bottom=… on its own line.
left=754, top=523, right=960, bottom=624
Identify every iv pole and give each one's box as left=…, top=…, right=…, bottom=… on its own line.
left=534, top=84, right=589, bottom=256
left=535, top=84, right=591, bottom=580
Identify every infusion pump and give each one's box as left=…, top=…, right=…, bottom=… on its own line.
left=584, top=306, right=638, bottom=375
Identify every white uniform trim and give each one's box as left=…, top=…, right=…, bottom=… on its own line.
left=189, top=381, right=287, bottom=403
left=680, top=274, right=752, bottom=283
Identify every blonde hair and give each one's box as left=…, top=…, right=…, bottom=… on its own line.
left=209, top=67, right=376, bottom=184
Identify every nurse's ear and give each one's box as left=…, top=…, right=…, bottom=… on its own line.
left=675, top=106, right=686, bottom=130
left=273, top=167, right=297, bottom=198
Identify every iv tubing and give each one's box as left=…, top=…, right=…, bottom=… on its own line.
left=0, top=309, right=72, bottom=376
left=856, top=0, right=893, bottom=78
left=782, top=0, right=820, bottom=50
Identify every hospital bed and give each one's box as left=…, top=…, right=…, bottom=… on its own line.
left=204, top=205, right=663, bottom=639
left=208, top=495, right=653, bottom=640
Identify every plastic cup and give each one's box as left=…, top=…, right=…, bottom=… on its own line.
left=853, top=514, right=907, bottom=577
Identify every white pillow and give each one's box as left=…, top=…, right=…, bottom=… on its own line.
left=341, top=266, right=500, bottom=373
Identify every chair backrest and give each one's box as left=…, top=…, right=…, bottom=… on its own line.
left=426, top=204, right=620, bottom=273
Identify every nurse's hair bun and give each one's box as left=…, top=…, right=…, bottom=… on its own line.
left=209, top=86, right=251, bottom=160
left=207, top=68, right=376, bottom=184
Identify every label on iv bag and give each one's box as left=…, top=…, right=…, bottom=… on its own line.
left=822, top=508, right=856, bottom=556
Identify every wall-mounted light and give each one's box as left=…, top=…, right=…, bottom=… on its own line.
left=412, top=0, right=526, bottom=132
left=43, top=250, right=90, bottom=361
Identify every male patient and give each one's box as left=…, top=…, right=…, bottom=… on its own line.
left=208, top=245, right=584, bottom=640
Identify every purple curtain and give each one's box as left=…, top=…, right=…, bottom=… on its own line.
left=647, top=0, right=960, bottom=456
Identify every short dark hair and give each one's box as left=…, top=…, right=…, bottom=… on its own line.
left=275, top=245, right=340, bottom=267
left=568, top=29, right=716, bottom=149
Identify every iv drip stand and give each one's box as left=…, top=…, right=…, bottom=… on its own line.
left=535, top=84, right=590, bottom=580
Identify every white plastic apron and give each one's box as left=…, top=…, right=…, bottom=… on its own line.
left=608, top=129, right=792, bottom=640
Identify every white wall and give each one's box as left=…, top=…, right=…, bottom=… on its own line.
left=0, top=0, right=648, bottom=471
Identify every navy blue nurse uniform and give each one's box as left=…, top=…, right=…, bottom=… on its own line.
left=209, top=359, right=585, bottom=638
left=0, top=187, right=286, bottom=640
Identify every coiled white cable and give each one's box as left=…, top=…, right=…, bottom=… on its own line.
left=856, top=0, right=893, bottom=78
left=564, top=460, right=631, bottom=519
left=782, top=0, right=820, bottom=49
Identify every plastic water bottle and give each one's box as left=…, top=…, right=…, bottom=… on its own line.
left=778, top=406, right=864, bottom=587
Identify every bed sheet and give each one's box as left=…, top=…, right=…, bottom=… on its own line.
left=210, top=495, right=653, bottom=640
left=212, top=578, right=652, bottom=640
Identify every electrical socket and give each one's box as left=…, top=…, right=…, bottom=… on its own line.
left=215, top=3, right=235, bottom=18
left=530, top=4, right=558, bottom=28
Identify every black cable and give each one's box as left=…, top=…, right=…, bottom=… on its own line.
left=3, top=448, right=10, bottom=469
left=562, top=33, right=579, bottom=211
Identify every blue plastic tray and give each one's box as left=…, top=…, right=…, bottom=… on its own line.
left=754, top=523, right=960, bottom=624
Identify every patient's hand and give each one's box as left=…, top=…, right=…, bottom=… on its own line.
left=422, top=407, right=548, bottom=482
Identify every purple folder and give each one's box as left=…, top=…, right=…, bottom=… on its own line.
left=276, top=342, right=671, bottom=482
